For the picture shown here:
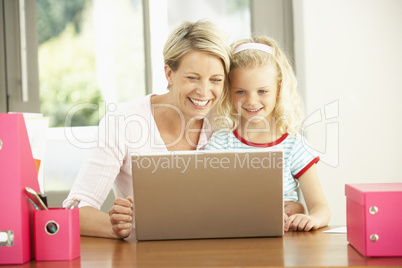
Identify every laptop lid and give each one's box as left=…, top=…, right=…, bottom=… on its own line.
left=131, top=150, right=284, bottom=240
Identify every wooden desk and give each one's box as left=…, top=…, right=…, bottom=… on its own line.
left=15, top=226, right=402, bottom=267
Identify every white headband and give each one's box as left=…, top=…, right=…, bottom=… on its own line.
left=233, top=43, right=274, bottom=55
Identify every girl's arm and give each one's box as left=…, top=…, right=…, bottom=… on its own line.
left=284, top=164, right=331, bottom=231
left=284, top=201, right=306, bottom=215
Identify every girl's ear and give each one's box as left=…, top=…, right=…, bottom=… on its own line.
left=164, top=64, right=173, bottom=86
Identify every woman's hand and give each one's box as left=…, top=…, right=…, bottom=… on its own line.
left=108, top=196, right=134, bottom=239
left=284, top=214, right=320, bottom=232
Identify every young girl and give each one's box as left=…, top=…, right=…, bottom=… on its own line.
left=205, top=36, right=331, bottom=231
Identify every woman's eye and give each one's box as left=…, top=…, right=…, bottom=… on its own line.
left=211, top=78, right=222, bottom=83
left=187, top=76, right=197, bottom=80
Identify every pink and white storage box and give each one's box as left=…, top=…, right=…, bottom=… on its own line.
left=345, top=183, right=402, bottom=257
left=0, top=113, right=40, bottom=264
left=34, top=208, right=80, bottom=261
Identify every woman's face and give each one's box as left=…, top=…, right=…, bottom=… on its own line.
left=165, top=50, right=225, bottom=120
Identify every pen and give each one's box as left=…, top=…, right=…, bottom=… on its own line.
left=38, top=192, right=48, bottom=207
left=28, top=198, right=41, bottom=210
left=25, top=187, right=48, bottom=210
left=66, top=197, right=81, bottom=209
left=65, top=197, right=76, bottom=209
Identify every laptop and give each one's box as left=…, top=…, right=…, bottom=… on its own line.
left=131, top=150, right=284, bottom=240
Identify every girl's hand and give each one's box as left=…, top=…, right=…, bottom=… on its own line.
left=283, top=212, right=289, bottom=221
left=284, top=213, right=289, bottom=226
left=284, top=201, right=306, bottom=216
left=108, top=196, right=134, bottom=238
left=284, top=213, right=320, bottom=232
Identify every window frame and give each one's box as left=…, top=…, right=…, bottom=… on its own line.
left=0, top=0, right=40, bottom=113
left=0, top=0, right=7, bottom=113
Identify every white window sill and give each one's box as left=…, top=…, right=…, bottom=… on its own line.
left=43, top=126, right=98, bottom=192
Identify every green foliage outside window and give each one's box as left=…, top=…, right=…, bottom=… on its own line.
left=37, top=0, right=103, bottom=127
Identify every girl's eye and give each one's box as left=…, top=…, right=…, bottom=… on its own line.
left=236, top=90, right=245, bottom=95
left=258, top=90, right=268, bottom=94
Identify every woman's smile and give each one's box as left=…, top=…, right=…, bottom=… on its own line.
left=166, top=50, right=225, bottom=119
left=188, top=97, right=211, bottom=108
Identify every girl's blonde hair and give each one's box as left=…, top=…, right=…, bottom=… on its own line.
left=213, top=36, right=303, bottom=135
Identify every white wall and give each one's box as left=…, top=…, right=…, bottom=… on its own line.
left=293, top=0, right=402, bottom=225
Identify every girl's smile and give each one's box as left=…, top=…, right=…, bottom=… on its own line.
left=243, top=106, right=264, bottom=114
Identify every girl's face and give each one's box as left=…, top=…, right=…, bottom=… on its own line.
left=230, top=65, right=279, bottom=128
left=165, top=50, right=225, bottom=120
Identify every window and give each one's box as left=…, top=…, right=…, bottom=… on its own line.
left=147, top=0, right=251, bottom=94
left=37, top=0, right=251, bottom=128
left=2, top=0, right=295, bottom=195
left=37, top=0, right=145, bottom=127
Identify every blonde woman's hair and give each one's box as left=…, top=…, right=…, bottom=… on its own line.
left=163, top=20, right=231, bottom=83
left=213, top=36, right=303, bottom=135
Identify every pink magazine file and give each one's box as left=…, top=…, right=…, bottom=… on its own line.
left=345, top=183, right=402, bottom=257
left=0, top=113, right=40, bottom=264
left=34, top=208, right=80, bottom=261
left=34, top=257, right=81, bottom=268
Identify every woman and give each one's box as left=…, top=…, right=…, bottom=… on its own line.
left=64, top=20, right=232, bottom=239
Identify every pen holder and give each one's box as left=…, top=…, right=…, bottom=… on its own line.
left=34, top=208, right=80, bottom=261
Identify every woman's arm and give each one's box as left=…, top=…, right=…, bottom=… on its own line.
left=284, top=164, right=331, bottom=231
left=79, top=197, right=134, bottom=239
